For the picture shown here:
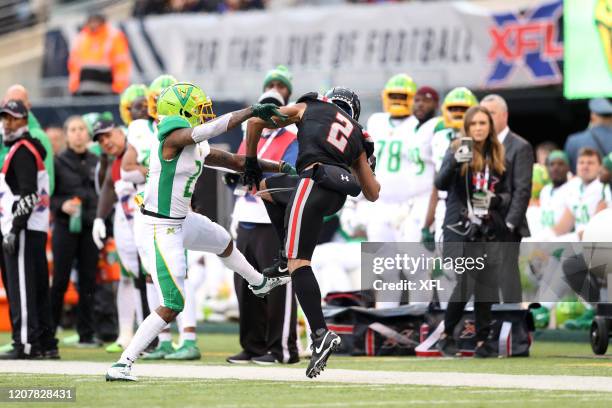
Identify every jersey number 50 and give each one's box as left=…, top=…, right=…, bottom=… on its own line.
left=326, top=112, right=353, bottom=153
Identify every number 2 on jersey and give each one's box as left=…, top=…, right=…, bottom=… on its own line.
left=326, top=112, right=354, bottom=152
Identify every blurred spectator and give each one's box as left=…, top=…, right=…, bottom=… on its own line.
left=134, top=0, right=265, bottom=14
left=68, top=13, right=131, bottom=95
left=535, top=141, right=558, bottom=166
left=3, top=85, right=55, bottom=195
left=49, top=115, right=100, bottom=347
left=45, top=125, right=66, bottom=155
left=565, top=98, right=612, bottom=173
left=481, top=94, right=533, bottom=303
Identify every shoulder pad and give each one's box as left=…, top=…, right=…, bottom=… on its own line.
left=157, top=116, right=191, bottom=141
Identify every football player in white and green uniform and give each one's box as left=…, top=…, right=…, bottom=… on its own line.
left=427, top=87, right=478, bottom=241
left=106, top=82, right=293, bottom=381
left=366, top=75, right=439, bottom=307
left=553, top=148, right=607, bottom=241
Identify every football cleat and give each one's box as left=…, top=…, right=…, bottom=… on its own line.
left=306, top=330, right=341, bottom=378
left=105, top=363, right=137, bottom=382
left=105, top=342, right=125, bottom=354
left=164, top=344, right=201, bottom=361
left=143, top=341, right=174, bottom=360
left=249, top=276, right=291, bottom=298
left=263, top=251, right=289, bottom=278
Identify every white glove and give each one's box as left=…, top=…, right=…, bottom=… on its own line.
left=92, top=218, right=106, bottom=249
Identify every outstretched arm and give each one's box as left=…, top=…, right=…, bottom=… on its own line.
left=205, top=148, right=289, bottom=174
left=245, top=103, right=305, bottom=157
left=162, top=103, right=288, bottom=160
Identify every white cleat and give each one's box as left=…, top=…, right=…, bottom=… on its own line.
left=249, top=276, right=291, bottom=298
left=105, top=363, right=138, bottom=382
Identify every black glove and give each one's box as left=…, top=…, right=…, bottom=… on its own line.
left=222, top=172, right=241, bottom=188
left=3, top=231, right=17, bottom=255
left=421, top=227, right=435, bottom=252
left=363, top=131, right=375, bottom=158
left=251, top=103, right=288, bottom=126
left=243, top=156, right=262, bottom=189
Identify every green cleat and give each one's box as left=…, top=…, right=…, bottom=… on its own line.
left=105, top=342, right=125, bottom=353
left=142, top=341, right=174, bottom=360
left=0, top=343, right=13, bottom=353
left=164, top=343, right=201, bottom=361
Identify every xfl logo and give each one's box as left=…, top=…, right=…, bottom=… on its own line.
left=487, top=0, right=563, bottom=86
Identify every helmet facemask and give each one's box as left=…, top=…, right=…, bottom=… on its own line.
left=382, top=90, right=415, bottom=117
left=443, top=104, right=470, bottom=129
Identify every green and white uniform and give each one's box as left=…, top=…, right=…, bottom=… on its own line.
left=140, top=115, right=231, bottom=312
left=365, top=112, right=436, bottom=242
left=563, top=177, right=606, bottom=239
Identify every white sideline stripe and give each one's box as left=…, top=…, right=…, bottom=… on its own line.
left=2, top=361, right=612, bottom=392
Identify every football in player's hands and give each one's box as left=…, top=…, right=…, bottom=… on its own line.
left=362, top=131, right=375, bottom=158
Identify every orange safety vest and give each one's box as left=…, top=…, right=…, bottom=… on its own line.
left=68, top=23, right=131, bottom=94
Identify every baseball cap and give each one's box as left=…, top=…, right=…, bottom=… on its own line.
left=416, top=86, right=439, bottom=103
left=589, top=98, right=612, bottom=115
left=0, top=99, right=28, bottom=119
left=92, top=119, right=115, bottom=141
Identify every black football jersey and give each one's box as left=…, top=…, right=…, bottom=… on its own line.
left=294, top=92, right=365, bottom=172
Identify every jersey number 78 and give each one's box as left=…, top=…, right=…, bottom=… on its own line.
left=326, top=112, right=353, bottom=153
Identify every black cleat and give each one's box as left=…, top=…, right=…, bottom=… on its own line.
left=474, top=341, right=498, bottom=358
left=263, top=251, right=289, bottom=278
left=306, top=330, right=341, bottom=378
left=43, top=348, right=61, bottom=360
left=436, top=335, right=460, bottom=357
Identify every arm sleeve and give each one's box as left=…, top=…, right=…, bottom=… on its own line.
left=11, top=147, right=39, bottom=232
left=434, top=149, right=458, bottom=191
left=506, top=142, right=534, bottom=227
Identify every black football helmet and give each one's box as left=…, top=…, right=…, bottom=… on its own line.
left=325, top=87, right=361, bottom=121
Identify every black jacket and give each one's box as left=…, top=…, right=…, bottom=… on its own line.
left=51, top=148, right=99, bottom=227
left=502, top=131, right=533, bottom=238
left=4, top=134, right=47, bottom=232
left=435, top=149, right=511, bottom=244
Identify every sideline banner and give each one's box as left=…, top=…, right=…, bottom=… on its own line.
left=54, top=1, right=563, bottom=100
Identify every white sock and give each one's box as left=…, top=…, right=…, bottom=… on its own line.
left=158, top=331, right=171, bottom=343
left=116, top=278, right=136, bottom=345
left=182, top=331, right=196, bottom=342
left=119, top=311, right=168, bottom=365
left=134, top=281, right=144, bottom=324
left=182, top=277, right=197, bottom=329
left=220, top=247, right=263, bottom=286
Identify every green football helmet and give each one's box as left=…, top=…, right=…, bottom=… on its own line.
left=157, top=82, right=216, bottom=127
left=120, top=84, right=148, bottom=125
left=381, top=73, right=417, bottom=117
left=441, top=87, right=478, bottom=129
left=148, top=74, right=178, bottom=120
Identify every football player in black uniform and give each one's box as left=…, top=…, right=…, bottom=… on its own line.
left=244, top=87, right=380, bottom=377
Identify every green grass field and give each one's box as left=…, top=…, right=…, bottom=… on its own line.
left=1, top=327, right=612, bottom=407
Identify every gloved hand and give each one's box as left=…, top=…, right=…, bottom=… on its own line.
left=454, top=144, right=473, bottom=163
left=421, top=227, right=435, bottom=252
left=2, top=231, right=17, bottom=255
left=222, top=172, right=241, bottom=188
left=92, top=218, right=107, bottom=250
left=243, top=156, right=262, bottom=190
left=251, top=103, right=288, bottom=126
left=280, top=161, right=297, bottom=175
left=362, top=131, right=375, bottom=158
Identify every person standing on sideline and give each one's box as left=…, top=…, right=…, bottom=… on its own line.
left=49, top=116, right=100, bottom=347
left=0, top=100, right=57, bottom=359
left=480, top=94, right=533, bottom=303
left=227, top=67, right=300, bottom=365
left=565, top=98, right=612, bottom=173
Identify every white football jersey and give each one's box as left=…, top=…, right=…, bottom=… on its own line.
left=539, top=182, right=569, bottom=229
left=564, top=177, right=606, bottom=231
left=127, top=118, right=157, bottom=192
left=367, top=112, right=436, bottom=202
left=143, top=116, right=209, bottom=221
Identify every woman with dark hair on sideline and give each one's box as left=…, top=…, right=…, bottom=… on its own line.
left=434, top=106, right=511, bottom=358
